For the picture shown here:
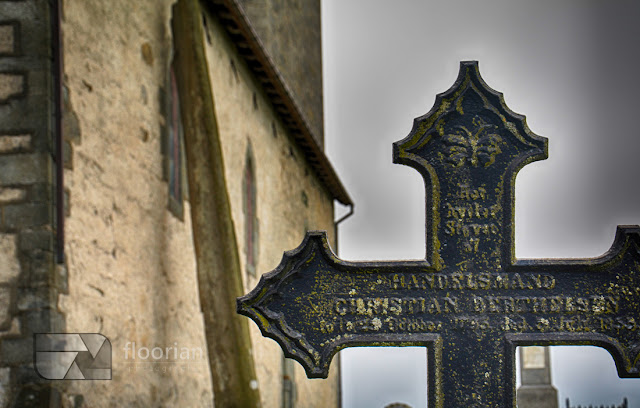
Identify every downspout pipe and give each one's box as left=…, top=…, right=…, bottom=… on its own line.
left=333, top=203, right=354, bottom=256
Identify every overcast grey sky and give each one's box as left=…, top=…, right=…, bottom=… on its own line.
left=322, top=1, right=640, bottom=407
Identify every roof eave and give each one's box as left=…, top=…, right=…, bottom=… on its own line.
left=206, top=0, right=353, bottom=206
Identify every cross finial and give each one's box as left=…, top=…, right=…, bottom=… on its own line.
left=394, top=61, right=548, bottom=270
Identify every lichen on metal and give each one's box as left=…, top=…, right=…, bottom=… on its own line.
left=237, top=61, right=640, bottom=407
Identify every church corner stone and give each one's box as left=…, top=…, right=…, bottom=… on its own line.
left=0, top=0, right=63, bottom=405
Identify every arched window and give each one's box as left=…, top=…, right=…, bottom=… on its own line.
left=165, top=60, right=186, bottom=220
left=282, top=356, right=297, bottom=408
left=243, top=143, right=258, bottom=276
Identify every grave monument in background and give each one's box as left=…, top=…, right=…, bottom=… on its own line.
left=518, top=346, right=558, bottom=407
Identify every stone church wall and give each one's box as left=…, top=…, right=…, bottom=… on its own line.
left=0, top=0, right=342, bottom=407
left=0, top=0, right=339, bottom=406
left=201, top=8, right=340, bottom=408
left=59, top=1, right=213, bottom=406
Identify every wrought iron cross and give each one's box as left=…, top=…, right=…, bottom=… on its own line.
left=237, top=61, right=640, bottom=407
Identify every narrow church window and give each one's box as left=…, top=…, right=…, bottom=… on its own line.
left=243, top=144, right=258, bottom=275
left=166, top=63, right=185, bottom=220
left=282, top=356, right=297, bottom=408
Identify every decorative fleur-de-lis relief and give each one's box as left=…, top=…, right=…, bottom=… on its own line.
left=442, top=116, right=502, bottom=167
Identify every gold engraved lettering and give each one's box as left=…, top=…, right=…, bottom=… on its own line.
left=444, top=220, right=500, bottom=237
left=501, top=316, right=531, bottom=331
left=425, top=298, right=441, bottom=314
left=531, top=297, right=547, bottom=313
left=405, top=298, right=417, bottom=314
left=445, top=202, right=501, bottom=220
left=549, top=296, right=562, bottom=313
left=466, top=273, right=478, bottom=289
left=335, top=299, right=347, bottom=316
left=334, top=314, right=637, bottom=335
left=391, top=273, right=556, bottom=291
left=409, top=274, right=420, bottom=289
left=600, top=316, right=637, bottom=331
left=443, top=184, right=501, bottom=255
left=554, top=316, right=596, bottom=332
left=389, top=298, right=402, bottom=315
left=340, top=318, right=384, bottom=333
left=444, top=186, right=501, bottom=227
left=541, top=274, right=556, bottom=289
left=392, top=274, right=403, bottom=289
left=319, top=320, right=334, bottom=334
left=451, top=273, right=463, bottom=289
left=453, top=316, right=490, bottom=330
left=424, top=274, right=434, bottom=289
left=470, top=295, right=620, bottom=315
left=502, top=297, right=516, bottom=313
left=444, top=184, right=502, bottom=253
left=472, top=295, right=485, bottom=312
left=334, top=296, right=458, bottom=317
left=457, top=185, right=487, bottom=201
left=386, top=317, right=442, bottom=333
left=464, top=237, right=481, bottom=253
left=477, top=273, right=491, bottom=289
left=536, top=317, right=551, bottom=331
left=576, top=297, right=589, bottom=312
left=487, top=296, right=500, bottom=312
left=443, top=297, right=459, bottom=313
left=495, top=274, right=509, bottom=290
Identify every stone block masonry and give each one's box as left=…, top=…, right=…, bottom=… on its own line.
left=0, top=0, right=64, bottom=406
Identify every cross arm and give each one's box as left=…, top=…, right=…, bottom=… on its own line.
left=237, top=230, right=437, bottom=378
left=237, top=226, right=640, bottom=380
left=508, top=225, right=640, bottom=377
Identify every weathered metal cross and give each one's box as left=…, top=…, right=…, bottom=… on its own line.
left=238, top=62, right=640, bottom=407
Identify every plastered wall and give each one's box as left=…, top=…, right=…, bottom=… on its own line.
left=55, top=1, right=339, bottom=407
left=60, top=1, right=213, bottom=406
left=202, top=9, right=339, bottom=408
